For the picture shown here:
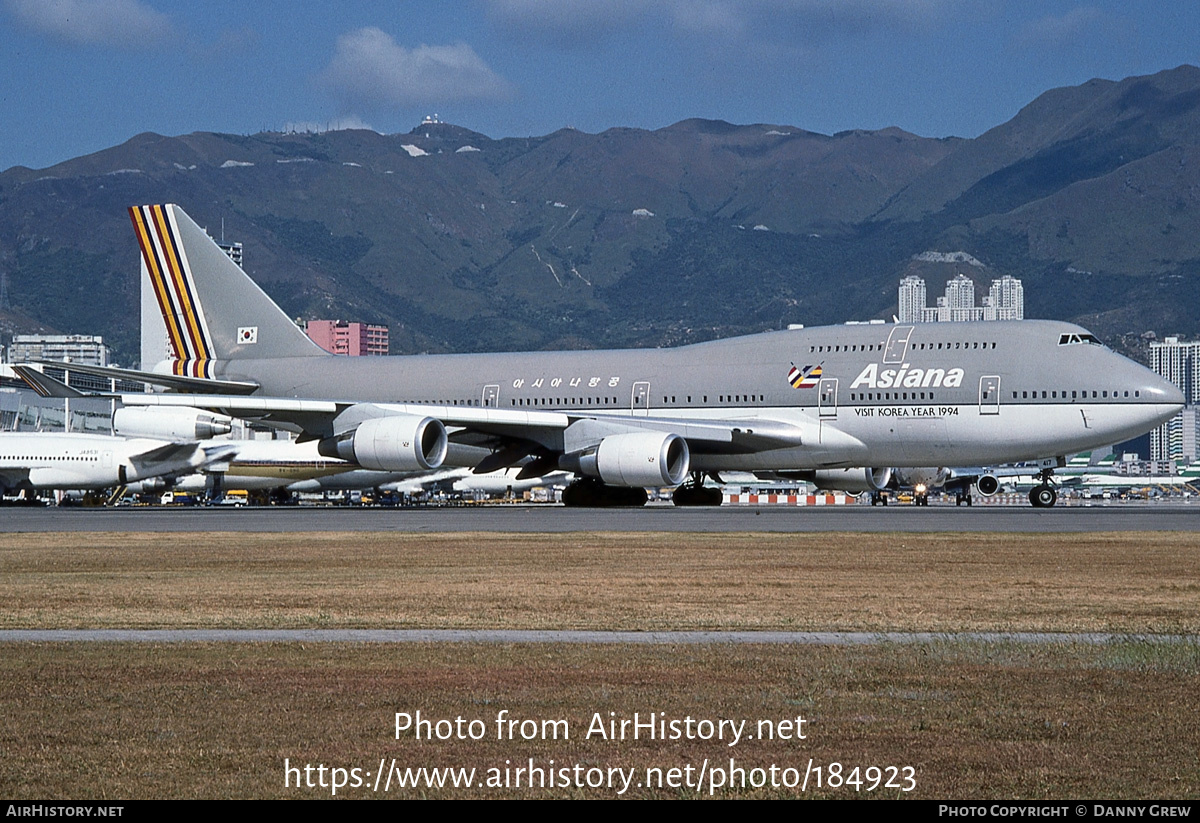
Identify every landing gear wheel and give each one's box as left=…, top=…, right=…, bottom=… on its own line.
left=562, top=477, right=649, bottom=507
left=1029, top=485, right=1057, bottom=508
left=672, top=483, right=723, bottom=507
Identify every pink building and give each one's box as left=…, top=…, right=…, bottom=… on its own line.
left=305, top=320, right=389, bottom=356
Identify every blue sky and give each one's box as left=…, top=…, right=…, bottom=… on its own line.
left=2, top=0, right=1197, bottom=171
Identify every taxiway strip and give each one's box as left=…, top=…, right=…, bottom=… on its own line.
left=1, top=503, right=1197, bottom=532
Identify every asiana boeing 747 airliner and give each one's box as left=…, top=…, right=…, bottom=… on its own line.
left=64, top=204, right=1182, bottom=507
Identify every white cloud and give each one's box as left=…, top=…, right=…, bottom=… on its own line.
left=4, top=0, right=171, bottom=48
left=319, top=27, right=513, bottom=111
left=486, top=0, right=947, bottom=49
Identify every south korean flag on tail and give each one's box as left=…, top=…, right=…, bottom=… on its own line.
left=237, top=326, right=258, bottom=345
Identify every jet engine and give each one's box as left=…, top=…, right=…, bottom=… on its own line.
left=807, top=467, right=893, bottom=494
left=975, top=474, right=1000, bottom=496
left=573, top=431, right=690, bottom=487
left=323, top=415, right=448, bottom=471
left=113, top=406, right=233, bottom=440
left=126, top=477, right=170, bottom=494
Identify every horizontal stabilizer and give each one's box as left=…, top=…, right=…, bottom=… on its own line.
left=35, top=360, right=260, bottom=396
left=12, top=366, right=87, bottom=399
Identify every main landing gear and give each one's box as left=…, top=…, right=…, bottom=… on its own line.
left=954, top=490, right=973, bottom=506
left=561, top=477, right=649, bottom=507
left=1028, top=467, right=1058, bottom=508
left=869, top=491, right=889, bottom=506
left=671, top=472, right=724, bottom=507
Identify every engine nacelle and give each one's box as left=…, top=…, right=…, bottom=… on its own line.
left=124, top=477, right=172, bottom=494
left=975, top=474, right=1000, bottom=496
left=325, top=415, right=448, bottom=471
left=575, top=431, right=690, bottom=487
left=808, top=467, right=893, bottom=494
left=893, top=467, right=948, bottom=490
left=113, top=406, right=233, bottom=440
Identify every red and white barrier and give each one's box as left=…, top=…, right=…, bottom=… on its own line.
left=723, top=493, right=857, bottom=506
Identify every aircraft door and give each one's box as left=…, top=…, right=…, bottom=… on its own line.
left=102, top=451, right=112, bottom=469
left=482, top=384, right=499, bottom=408
left=883, top=326, right=914, bottom=364
left=818, top=378, right=838, bottom=418
left=979, top=375, right=1000, bottom=415
left=632, top=381, right=650, bottom=417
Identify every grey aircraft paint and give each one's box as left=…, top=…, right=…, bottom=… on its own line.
left=123, top=204, right=1183, bottom=479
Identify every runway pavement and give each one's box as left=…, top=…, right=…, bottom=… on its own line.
left=1, top=502, right=1197, bottom=532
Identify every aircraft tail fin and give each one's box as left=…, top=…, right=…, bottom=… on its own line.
left=1065, top=451, right=1091, bottom=469
left=129, top=204, right=326, bottom=374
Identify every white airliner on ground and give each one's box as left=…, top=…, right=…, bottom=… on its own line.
left=803, top=452, right=1130, bottom=506
left=122, top=437, right=570, bottom=499
left=0, top=432, right=236, bottom=498
left=1077, top=460, right=1200, bottom=491
left=57, top=204, right=1184, bottom=507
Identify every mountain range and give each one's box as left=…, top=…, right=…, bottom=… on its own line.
left=2, top=64, right=1199, bottom=365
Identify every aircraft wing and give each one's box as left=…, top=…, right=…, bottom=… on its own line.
left=117, top=394, right=810, bottom=449
left=127, top=441, right=240, bottom=473
left=112, top=392, right=830, bottom=481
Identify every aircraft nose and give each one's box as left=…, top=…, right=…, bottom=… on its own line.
left=1135, top=367, right=1185, bottom=433
left=1145, top=372, right=1185, bottom=409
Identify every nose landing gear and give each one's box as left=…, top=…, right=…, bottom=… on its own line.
left=1029, top=467, right=1058, bottom=508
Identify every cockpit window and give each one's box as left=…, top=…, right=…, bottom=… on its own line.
left=1057, top=333, right=1103, bottom=346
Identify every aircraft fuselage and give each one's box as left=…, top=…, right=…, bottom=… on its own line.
left=215, top=319, right=1182, bottom=471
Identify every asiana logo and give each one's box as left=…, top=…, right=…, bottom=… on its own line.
left=850, top=363, right=965, bottom=390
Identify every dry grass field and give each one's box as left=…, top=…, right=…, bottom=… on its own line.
left=1, top=530, right=1198, bottom=799
left=1, top=531, right=1198, bottom=633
